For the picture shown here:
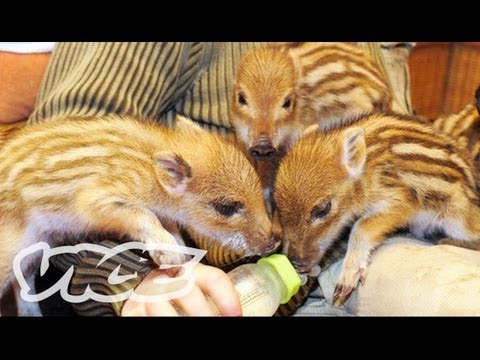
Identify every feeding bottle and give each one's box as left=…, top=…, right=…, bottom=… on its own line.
left=209, top=253, right=304, bottom=316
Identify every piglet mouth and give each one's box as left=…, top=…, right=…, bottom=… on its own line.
left=290, top=261, right=321, bottom=277
left=290, top=260, right=311, bottom=274
left=255, top=238, right=281, bottom=257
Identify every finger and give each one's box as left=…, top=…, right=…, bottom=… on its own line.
left=122, top=269, right=180, bottom=316
left=172, top=284, right=215, bottom=316
left=193, top=264, right=241, bottom=316
left=122, top=299, right=179, bottom=316
left=145, top=300, right=179, bottom=316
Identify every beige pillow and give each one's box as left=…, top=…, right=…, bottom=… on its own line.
left=320, top=237, right=480, bottom=316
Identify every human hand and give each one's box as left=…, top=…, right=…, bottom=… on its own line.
left=121, top=263, right=242, bottom=316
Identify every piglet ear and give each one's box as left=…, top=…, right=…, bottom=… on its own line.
left=341, top=127, right=366, bottom=180
left=154, top=151, right=192, bottom=194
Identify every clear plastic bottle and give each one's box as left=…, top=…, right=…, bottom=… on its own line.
left=208, top=253, right=304, bottom=316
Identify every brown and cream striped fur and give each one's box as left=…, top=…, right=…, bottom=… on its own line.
left=231, top=42, right=392, bottom=160
left=274, top=113, right=480, bottom=306
left=231, top=42, right=393, bottom=205
left=0, top=121, right=25, bottom=149
left=431, top=88, right=480, bottom=166
left=0, top=115, right=274, bottom=298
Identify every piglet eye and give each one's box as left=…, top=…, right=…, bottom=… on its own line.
left=311, top=201, right=331, bottom=221
left=238, top=92, right=248, bottom=106
left=282, top=98, right=292, bottom=109
left=211, top=200, right=244, bottom=217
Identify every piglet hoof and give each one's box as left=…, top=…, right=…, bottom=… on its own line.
left=149, top=250, right=186, bottom=277
left=332, top=284, right=354, bottom=307
left=333, top=266, right=367, bottom=306
left=164, top=267, right=182, bottom=277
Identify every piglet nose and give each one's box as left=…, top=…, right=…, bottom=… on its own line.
left=250, top=141, right=276, bottom=159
